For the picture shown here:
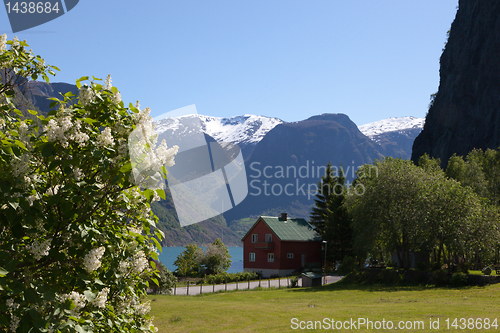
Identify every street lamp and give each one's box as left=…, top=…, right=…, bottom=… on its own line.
left=322, top=240, right=327, bottom=284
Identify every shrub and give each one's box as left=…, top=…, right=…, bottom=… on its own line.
left=450, top=272, right=468, bottom=286
left=458, top=262, right=470, bottom=274
left=202, top=271, right=259, bottom=284
left=337, top=256, right=357, bottom=275
left=431, top=270, right=450, bottom=286
left=0, top=35, right=176, bottom=332
left=290, top=277, right=299, bottom=288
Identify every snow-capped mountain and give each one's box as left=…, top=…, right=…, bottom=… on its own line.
left=357, top=116, right=425, bottom=160
left=359, top=116, right=425, bottom=142
left=154, top=114, right=283, bottom=158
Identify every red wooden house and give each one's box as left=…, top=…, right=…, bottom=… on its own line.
left=242, top=213, right=323, bottom=277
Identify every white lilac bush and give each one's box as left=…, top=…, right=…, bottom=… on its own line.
left=0, top=35, right=178, bottom=332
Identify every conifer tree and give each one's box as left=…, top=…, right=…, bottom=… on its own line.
left=310, top=163, right=354, bottom=264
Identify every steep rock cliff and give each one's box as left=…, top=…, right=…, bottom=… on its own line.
left=412, top=0, right=500, bottom=166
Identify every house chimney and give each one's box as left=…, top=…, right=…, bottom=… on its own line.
left=281, top=213, right=287, bottom=221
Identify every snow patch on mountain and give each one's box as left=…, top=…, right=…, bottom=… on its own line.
left=359, top=116, right=425, bottom=139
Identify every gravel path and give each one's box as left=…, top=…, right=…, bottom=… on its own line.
left=170, top=275, right=343, bottom=296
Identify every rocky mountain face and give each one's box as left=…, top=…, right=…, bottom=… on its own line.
left=412, top=0, right=500, bottom=166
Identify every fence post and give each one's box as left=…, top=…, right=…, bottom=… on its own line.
left=248, top=277, right=250, bottom=290
left=287, top=276, right=289, bottom=287
left=279, top=274, right=281, bottom=288
left=213, top=282, right=215, bottom=293
left=187, top=281, right=189, bottom=296
left=236, top=279, right=239, bottom=290
left=174, top=284, right=176, bottom=296
left=200, top=281, right=203, bottom=295
left=259, top=276, right=261, bottom=288
left=225, top=278, right=227, bottom=292
left=268, top=277, right=270, bottom=288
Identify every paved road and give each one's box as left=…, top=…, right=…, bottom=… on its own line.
left=170, top=275, right=343, bottom=296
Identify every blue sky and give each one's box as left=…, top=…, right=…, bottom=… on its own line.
left=1, top=0, right=458, bottom=126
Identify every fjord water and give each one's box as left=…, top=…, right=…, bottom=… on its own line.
left=157, top=247, right=243, bottom=273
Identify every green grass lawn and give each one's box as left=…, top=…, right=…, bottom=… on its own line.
left=149, top=282, right=500, bottom=332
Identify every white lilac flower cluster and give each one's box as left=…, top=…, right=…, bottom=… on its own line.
left=134, top=301, right=151, bottom=316
left=27, top=239, right=51, bottom=260
left=73, top=167, right=84, bottom=181
left=60, top=291, right=86, bottom=315
left=18, top=121, right=31, bottom=148
left=0, top=33, right=6, bottom=52
left=6, top=299, right=21, bottom=332
left=46, top=114, right=89, bottom=148
left=79, top=85, right=95, bottom=107
left=83, top=246, right=106, bottom=273
left=102, top=74, right=122, bottom=105
left=6, top=299, right=20, bottom=310
left=91, top=287, right=110, bottom=308
left=131, top=251, right=149, bottom=274
left=129, top=105, right=179, bottom=189
left=10, top=154, right=30, bottom=178
left=103, top=75, right=112, bottom=91
left=118, top=251, right=149, bottom=276
left=10, top=315, right=19, bottom=333
left=97, top=127, right=114, bottom=147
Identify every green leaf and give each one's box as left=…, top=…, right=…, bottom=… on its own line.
left=143, top=189, right=153, bottom=201
left=151, top=277, right=159, bottom=287
left=14, top=140, right=26, bottom=151
left=156, top=189, right=166, bottom=200
left=14, top=109, right=23, bottom=117
left=74, top=324, right=87, bottom=333
left=84, top=290, right=96, bottom=302
left=83, top=118, right=99, bottom=125
left=94, top=278, right=105, bottom=286
left=119, top=161, right=132, bottom=173
left=152, top=237, right=162, bottom=253
left=28, top=109, right=38, bottom=115
left=0, top=267, right=8, bottom=277
left=41, top=142, right=54, bottom=157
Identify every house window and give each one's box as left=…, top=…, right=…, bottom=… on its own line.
left=268, top=253, right=274, bottom=262
left=265, top=234, right=272, bottom=242
left=287, top=253, right=294, bottom=259
left=249, top=253, right=255, bottom=262
left=251, top=234, right=258, bottom=243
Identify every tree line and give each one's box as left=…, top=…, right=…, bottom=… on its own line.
left=311, top=151, right=500, bottom=271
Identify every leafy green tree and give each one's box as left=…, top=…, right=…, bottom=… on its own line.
left=0, top=35, right=178, bottom=332
left=201, top=238, right=232, bottom=275
left=173, top=244, right=203, bottom=277
left=148, top=261, right=176, bottom=294
left=346, top=157, right=491, bottom=269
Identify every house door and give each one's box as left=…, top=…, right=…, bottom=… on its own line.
left=301, top=253, right=306, bottom=267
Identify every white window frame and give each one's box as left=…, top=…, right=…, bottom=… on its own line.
left=249, top=253, right=255, bottom=262
left=265, top=233, right=272, bottom=242
left=287, top=253, right=294, bottom=259
left=268, top=253, right=274, bottom=262
left=251, top=234, right=258, bottom=243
